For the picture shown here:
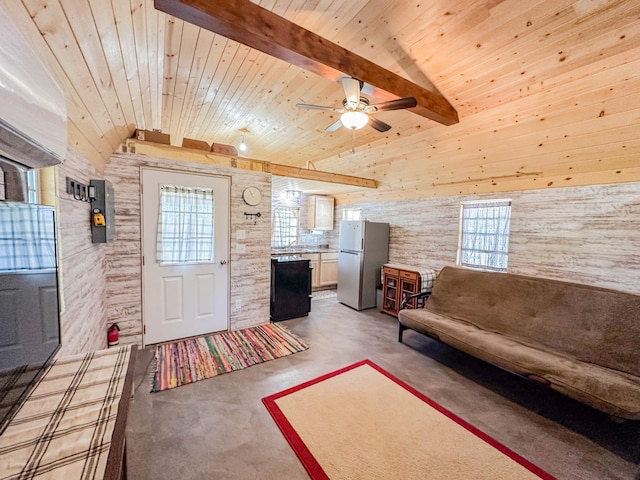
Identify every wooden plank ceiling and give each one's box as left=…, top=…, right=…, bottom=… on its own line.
left=4, top=0, right=640, bottom=203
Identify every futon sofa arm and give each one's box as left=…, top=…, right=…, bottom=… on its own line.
left=400, top=290, right=430, bottom=310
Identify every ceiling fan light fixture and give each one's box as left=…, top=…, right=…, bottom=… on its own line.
left=340, top=111, right=369, bottom=130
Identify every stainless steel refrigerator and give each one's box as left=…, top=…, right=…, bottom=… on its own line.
left=337, top=220, right=389, bottom=310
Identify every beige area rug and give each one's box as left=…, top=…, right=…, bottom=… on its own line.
left=262, top=360, right=555, bottom=480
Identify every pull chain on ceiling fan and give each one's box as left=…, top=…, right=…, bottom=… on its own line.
left=351, top=128, right=356, bottom=154
left=296, top=77, right=417, bottom=133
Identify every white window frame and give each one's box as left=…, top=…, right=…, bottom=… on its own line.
left=342, top=208, right=362, bottom=221
left=0, top=165, right=5, bottom=200
left=27, top=169, right=40, bottom=204
left=457, top=199, right=512, bottom=272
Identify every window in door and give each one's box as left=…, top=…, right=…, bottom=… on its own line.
left=0, top=202, right=56, bottom=270
left=156, top=184, right=215, bottom=264
left=457, top=199, right=512, bottom=271
left=272, top=206, right=300, bottom=247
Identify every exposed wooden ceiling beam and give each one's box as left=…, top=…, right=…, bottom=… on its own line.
left=269, top=164, right=376, bottom=189
left=154, top=0, right=459, bottom=126
left=123, top=139, right=377, bottom=188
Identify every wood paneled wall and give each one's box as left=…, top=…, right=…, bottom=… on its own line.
left=56, top=149, right=108, bottom=356
left=337, top=182, right=640, bottom=295
left=6, top=0, right=639, bottom=198
left=104, top=152, right=272, bottom=346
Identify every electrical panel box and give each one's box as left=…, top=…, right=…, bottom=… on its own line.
left=90, top=179, right=115, bottom=243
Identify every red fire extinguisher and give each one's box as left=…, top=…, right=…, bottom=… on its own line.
left=107, top=324, right=120, bottom=347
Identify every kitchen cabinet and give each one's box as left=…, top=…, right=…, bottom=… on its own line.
left=307, top=195, right=334, bottom=230
left=299, top=253, right=320, bottom=288
left=299, top=252, right=338, bottom=290
left=319, top=252, right=338, bottom=286
left=382, top=264, right=435, bottom=317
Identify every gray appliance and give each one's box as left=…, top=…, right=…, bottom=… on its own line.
left=337, top=220, right=389, bottom=310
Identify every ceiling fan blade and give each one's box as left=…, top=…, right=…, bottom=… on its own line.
left=341, top=77, right=361, bottom=109
left=369, top=97, right=417, bottom=112
left=296, top=103, right=340, bottom=112
left=360, top=81, right=375, bottom=97
left=325, top=119, right=343, bottom=132
left=369, top=117, right=392, bottom=132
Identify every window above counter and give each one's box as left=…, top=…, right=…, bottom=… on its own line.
left=271, top=206, right=300, bottom=248
left=271, top=189, right=338, bottom=251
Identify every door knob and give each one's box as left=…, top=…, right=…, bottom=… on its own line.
left=220, top=260, right=227, bottom=265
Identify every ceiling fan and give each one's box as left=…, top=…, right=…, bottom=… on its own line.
left=296, top=77, right=417, bottom=133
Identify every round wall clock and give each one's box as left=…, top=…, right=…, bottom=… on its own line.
left=242, top=186, right=262, bottom=206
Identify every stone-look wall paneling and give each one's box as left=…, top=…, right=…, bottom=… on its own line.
left=337, top=182, right=640, bottom=295
left=56, top=148, right=108, bottom=356
left=104, top=153, right=271, bottom=346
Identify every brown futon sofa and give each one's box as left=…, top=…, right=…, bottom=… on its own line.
left=398, top=266, right=640, bottom=420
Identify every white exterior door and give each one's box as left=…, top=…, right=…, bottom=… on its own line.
left=141, top=168, right=229, bottom=345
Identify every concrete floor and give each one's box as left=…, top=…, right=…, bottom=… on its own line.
left=126, top=297, right=639, bottom=479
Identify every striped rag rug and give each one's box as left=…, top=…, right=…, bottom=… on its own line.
left=152, top=323, right=309, bottom=392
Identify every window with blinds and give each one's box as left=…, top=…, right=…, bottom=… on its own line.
left=457, top=199, right=512, bottom=271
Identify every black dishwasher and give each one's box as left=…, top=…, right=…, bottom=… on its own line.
left=270, top=256, right=312, bottom=322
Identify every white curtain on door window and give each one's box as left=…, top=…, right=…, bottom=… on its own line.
left=0, top=202, right=56, bottom=271
left=460, top=200, right=511, bottom=271
left=156, top=185, right=215, bottom=263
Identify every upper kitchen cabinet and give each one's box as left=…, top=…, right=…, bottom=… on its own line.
left=307, top=195, right=334, bottom=230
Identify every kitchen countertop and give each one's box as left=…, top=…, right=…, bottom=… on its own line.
left=270, top=247, right=339, bottom=255
left=270, top=255, right=308, bottom=262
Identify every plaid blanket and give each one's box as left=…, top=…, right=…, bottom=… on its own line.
left=0, top=345, right=132, bottom=480
left=417, top=269, right=436, bottom=292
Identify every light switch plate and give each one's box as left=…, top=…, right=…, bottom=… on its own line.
left=236, top=230, right=246, bottom=240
